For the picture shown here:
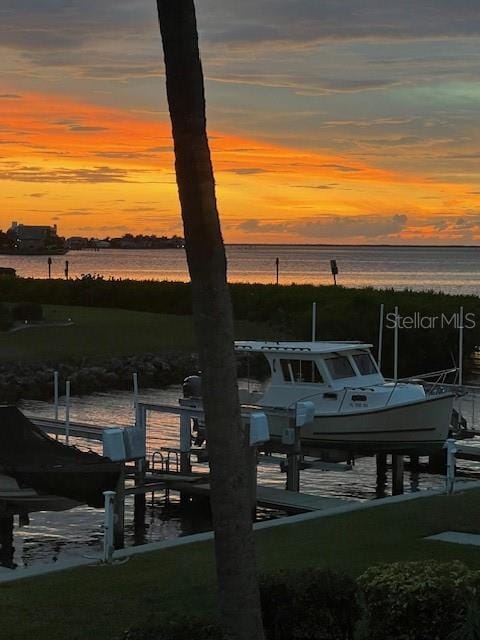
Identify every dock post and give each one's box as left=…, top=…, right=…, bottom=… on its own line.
left=409, top=454, right=420, bottom=492
left=134, top=457, right=146, bottom=525
left=286, top=423, right=301, bottom=492
left=103, top=491, right=116, bottom=563
left=409, top=454, right=419, bottom=467
left=445, top=438, right=457, bottom=495
left=392, top=454, right=404, bottom=495
left=376, top=453, right=387, bottom=498
left=65, top=380, right=71, bottom=445
left=179, top=411, right=192, bottom=506
left=113, top=464, right=125, bottom=549
left=53, top=370, right=59, bottom=421
left=286, top=452, right=300, bottom=492
left=133, top=403, right=147, bottom=518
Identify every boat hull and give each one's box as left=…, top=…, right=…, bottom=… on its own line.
left=265, top=393, right=454, bottom=455
left=12, top=463, right=120, bottom=508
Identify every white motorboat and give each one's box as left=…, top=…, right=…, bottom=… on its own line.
left=235, top=341, right=454, bottom=454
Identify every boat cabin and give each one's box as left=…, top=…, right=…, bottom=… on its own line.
left=235, top=341, right=385, bottom=409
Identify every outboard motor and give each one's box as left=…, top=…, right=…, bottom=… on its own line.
left=183, top=374, right=202, bottom=399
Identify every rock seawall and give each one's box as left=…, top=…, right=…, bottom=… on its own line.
left=0, top=352, right=199, bottom=403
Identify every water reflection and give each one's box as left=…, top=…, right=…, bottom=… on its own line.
left=2, top=387, right=476, bottom=571
left=0, top=515, right=15, bottom=569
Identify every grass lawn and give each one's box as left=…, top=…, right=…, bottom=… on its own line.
left=0, top=304, right=272, bottom=363
left=2, top=489, right=480, bottom=640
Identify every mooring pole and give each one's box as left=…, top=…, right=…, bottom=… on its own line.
left=458, top=306, right=464, bottom=386
left=133, top=372, right=139, bottom=416
left=53, top=370, right=59, bottom=421
left=65, top=380, right=71, bottom=445
left=113, top=464, right=125, bottom=549
left=311, top=301, right=317, bottom=342
left=330, top=259, right=338, bottom=286
left=393, top=305, right=399, bottom=380
left=378, top=303, right=384, bottom=370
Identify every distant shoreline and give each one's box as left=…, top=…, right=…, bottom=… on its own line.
left=2, top=244, right=480, bottom=253
left=225, top=243, right=480, bottom=249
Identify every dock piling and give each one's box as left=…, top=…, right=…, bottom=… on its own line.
left=445, top=438, right=457, bottom=495
left=285, top=421, right=301, bottom=492
left=134, top=457, right=146, bottom=523
left=113, top=464, right=125, bottom=549
left=103, top=491, right=115, bottom=563
left=392, top=454, right=404, bottom=495
left=376, top=453, right=387, bottom=498
left=65, top=380, right=71, bottom=445
left=179, top=412, right=192, bottom=506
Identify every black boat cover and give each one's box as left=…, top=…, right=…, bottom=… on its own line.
left=0, top=406, right=121, bottom=507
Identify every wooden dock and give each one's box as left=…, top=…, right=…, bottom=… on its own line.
left=145, top=472, right=353, bottom=512
left=256, top=487, right=354, bottom=512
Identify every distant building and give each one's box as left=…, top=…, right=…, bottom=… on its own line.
left=67, top=236, right=89, bottom=250
left=95, top=240, right=111, bottom=249
left=8, top=221, right=66, bottom=254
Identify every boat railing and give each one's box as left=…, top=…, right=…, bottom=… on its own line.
left=397, top=373, right=480, bottom=432
left=388, top=367, right=460, bottom=398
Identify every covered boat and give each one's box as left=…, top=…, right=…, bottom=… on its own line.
left=234, top=341, right=455, bottom=454
left=0, top=406, right=121, bottom=507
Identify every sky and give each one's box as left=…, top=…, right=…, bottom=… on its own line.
left=0, top=0, right=479, bottom=244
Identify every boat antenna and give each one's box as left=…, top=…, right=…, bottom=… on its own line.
left=393, top=305, right=399, bottom=380
left=458, top=306, right=464, bottom=386
left=377, top=303, right=384, bottom=370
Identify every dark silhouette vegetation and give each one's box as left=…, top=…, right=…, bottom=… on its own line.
left=0, top=276, right=478, bottom=378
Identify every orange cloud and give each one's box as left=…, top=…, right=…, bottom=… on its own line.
left=0, top=90, right=476, bottom=243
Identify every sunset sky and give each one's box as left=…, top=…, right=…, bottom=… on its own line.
left=0, top=1, right=479, bottom=244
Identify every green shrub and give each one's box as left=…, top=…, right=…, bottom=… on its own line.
left=358, top=560, right=480, bottom=640
left=260, top=568, right=361, bottom=640
left=12, top=301, right=43, bottom=322
left=448, top=603, right=480, bottom=640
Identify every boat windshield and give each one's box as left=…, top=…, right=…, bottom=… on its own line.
left=325, top=355, right=356, bottom=380
left=280, top=358, right=324, bottom=384
left=353, top=352, right=378, bottom=375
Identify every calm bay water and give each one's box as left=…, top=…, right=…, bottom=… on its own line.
left=2, top=386, right=478, bottom=571
left=3, top=244, right=480, bottom=570
left=2, top=245, right=480, bottom=293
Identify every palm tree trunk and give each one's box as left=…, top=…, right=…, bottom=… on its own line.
left=156, top=2, right=265, bottom=639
